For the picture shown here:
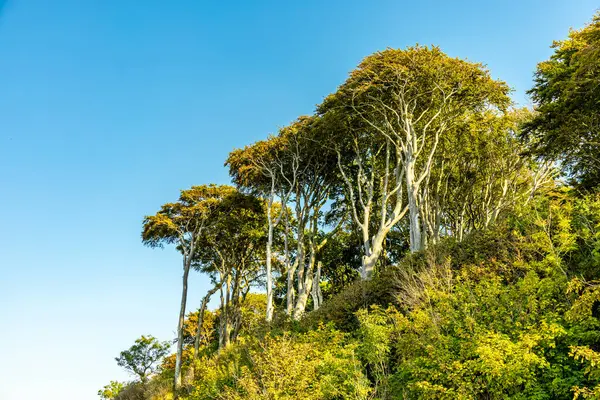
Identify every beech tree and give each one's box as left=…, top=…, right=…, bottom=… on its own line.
left=284, top=117, right=340, bottom=319
left=523, top=12, right=600, bottom=190
left=142, top=184, right=233, bottom=395
left=229, top=116, right=339, bottom=319
left=319, top=46, right=510, bottom=278
left=227, top=134, right=298, bottom=322
left=421, top=109, right=552, bottom=242
left=192, top=189, right=267, bottom=348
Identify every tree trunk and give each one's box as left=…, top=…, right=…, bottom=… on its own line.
left=362, top=228, right=387, bottom=279
left=229, top=270, right=243, bottom=342
left=173, top=258, right=191, bottom=397
left=406, top=159, right=422, bottom=252
left=292, top=230, right=305, bottom=316
left=286, top=266, right=295, bottom=315
left=311, top=261, right=323, bottom=310
left=293, top=256, right=312, bottom=319
left=218, top=272, right=228, bottom=350
left=360, top=211, right=372, bottom=279
left=293, top=272, right=313, bottom=319
left=294, top=209, right=321, bottom=320
left=194, top=282, right=221, bottom=358
left=265, top=197, right=274, bottom=322
left=283, top=207, right=295, bottom=315
left=222, top=274, right=231, bottom=348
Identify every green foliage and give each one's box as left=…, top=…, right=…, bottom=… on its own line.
left=571, top=345, right=600, bottom=399
left=321, top=45, right=510, bottom=117
left=298, top=191, right=600, bottom=399
left=356, top=306, right=404, bottom=398
left=142, top=185, right=236, bottom=249
left=523, top=12, right=600, bottom=190
left=386, top=271, right=569, bottom=399
left=98, top=381, right=125, bottom=400
left=126, top=192, right=600, bottom=400
left=111, top=14, right=600, bottom=400
left=116, top=336, right=171, bottom=383
left=185, top=326, right=371, bottom=400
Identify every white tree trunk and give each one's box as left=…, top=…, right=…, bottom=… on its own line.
left=173, top=258, right=191, bottom=396
left=405, top=156, right=422, bottom=252
left=362, top=233, right=385, bottom=279
left=265, top=195, right=274, bottom=322
left=283, top=210, right=295, bottom=315
left=311, top=261, right=323, bottom=310
left=293, top=271, right=313, bottom=319
left=293, top=245, right=315, bottom=320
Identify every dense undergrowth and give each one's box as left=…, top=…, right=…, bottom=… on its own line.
left=105, top=190, right=600, bottom=399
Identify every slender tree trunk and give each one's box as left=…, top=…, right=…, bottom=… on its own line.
left=284, top=209, right=295, bottom=315
left=294, top=207, right=320, bottom=319
left=229, top=270, right=243, bottom=342
left=230, top=283, right=246, bottom=343
left=286, top=266, right=295, bottom=315
left=218, top=271, right=228, bottom=350
left=223, top=274, right=231, bottom=348
left=173, top=258, right=191, bottom=397
left=360, top=208, right=373, bottom=279
left=265, top=195, right=275, bottom=322
left=406, top=158, right=422, bottom=252
left=194, top=282, right=221, bottom=358
left=293, top=204, right=306, bottom=316
left=311, top=261, right=322, bottom=310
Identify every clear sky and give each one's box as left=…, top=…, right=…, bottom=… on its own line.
left=0, top=1, right=597, bottom=399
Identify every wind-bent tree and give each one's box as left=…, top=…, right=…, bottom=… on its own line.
left=142, top=184, right=233, bottom=395
left=283, top=117, right=340, bottom=319
left=227, top=134, right=298, bottom=322
left=193, top=190, right=267, bottom=348
left=115, top=335, right=170, bottom=384
left=523, top=12, right=600, bottom=190
left=319, top=46, right=510, bottom=278
left=229, top=116, right=339, bottom=320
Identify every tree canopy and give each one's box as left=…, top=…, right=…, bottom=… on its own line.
left=115, top=336, right=170, bottom=384
left=523, top=12, right=600, bottom=190
left=101, top=13, right=600, bottom=400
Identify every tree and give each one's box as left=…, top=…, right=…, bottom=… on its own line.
left=523, top=12, right=600, bottom=190
left=319, top=45, right=510, bottom=278
left=421, top=108, right=552, bottom=242
left=115, top=336, right=170, bottom=384
left=283, top=117, right=341, bottom=319
left=142, top=184, right=234, bottom=394
left=227, top=134, right=298, bottom=322
left=229, top=116, right=341, bottom=320
left=192, top=189, right=267, bottom=348
left=98, top=381, right=125, bottom=400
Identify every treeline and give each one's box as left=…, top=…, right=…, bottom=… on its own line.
left=99, top=11, right=600, bottom=400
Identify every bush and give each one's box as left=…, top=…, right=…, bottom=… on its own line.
left=185, top=326, right=371, bottom=400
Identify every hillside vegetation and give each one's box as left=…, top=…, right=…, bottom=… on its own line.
left=99, top=12, right=600, bottom=400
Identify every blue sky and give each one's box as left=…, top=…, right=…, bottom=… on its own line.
left=0, top=1, right=597, bottom=398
